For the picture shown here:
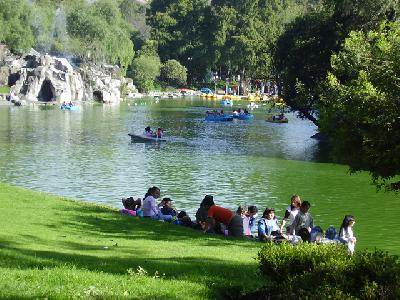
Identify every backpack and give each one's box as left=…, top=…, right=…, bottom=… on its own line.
left=325, top=226, right=338, bottom=240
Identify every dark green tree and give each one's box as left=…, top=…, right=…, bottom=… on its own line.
left=319, top=22, right=400, bottom=191
left=148, top=0, right=211, bottom=81
left=0, top=0, right=34, bottom=52
left=160, top=59, right=187, bottom=86
left=275, top=0, right=400, bottom=125
left=130, top=55, right=161, bottom=92
left=65, top=0, right=134, bottom=73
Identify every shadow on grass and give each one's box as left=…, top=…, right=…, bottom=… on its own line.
left=57, top=204, right=262, bottom=249
left=0, top=243, right=259, bottom=296
left=0, top=201, right=264, bottom=297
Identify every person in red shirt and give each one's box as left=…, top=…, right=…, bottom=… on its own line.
left=202, top=195, right=243, bottom=237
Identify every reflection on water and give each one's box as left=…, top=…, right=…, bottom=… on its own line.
left=0, top=98, right=399, bottom=254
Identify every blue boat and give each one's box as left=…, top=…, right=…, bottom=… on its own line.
left=61, top=104, right=79, bottom=111
left=205, top=114, right=233, bottom=122
left=237, top=114, right=254, bottom=120
left=200, top=87, right=213, bottom=94
left=220, top=99, right=233, bottom=106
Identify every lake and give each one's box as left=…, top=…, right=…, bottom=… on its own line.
left=0, top=97, right=398, bottom=254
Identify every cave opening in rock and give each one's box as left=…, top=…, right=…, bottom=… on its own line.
left=8, top=73, right=20, bottom=86
left=38, top=80, right=54, bottom=102
left=93, top=91, right=103, bottom=102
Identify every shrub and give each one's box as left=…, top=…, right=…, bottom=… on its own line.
left=160, top=59, right=187, bottom=87
left=253, top=242, right=400, bottom=299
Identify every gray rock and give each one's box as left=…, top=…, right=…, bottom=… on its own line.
left=1, top=45, right=125, bottom=103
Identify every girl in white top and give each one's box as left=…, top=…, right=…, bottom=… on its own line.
left=142, top=186, right=172, bottom=221
left=339, top=215, right=357, bottom=254
left=280, top=195, right=301, bottom=234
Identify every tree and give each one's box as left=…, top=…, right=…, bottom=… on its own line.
left=319, top=22, right=400, bottom=191
left=0, top=0, right=34, bottom=52
left=275, top=0, right=400, bottom=126
left=275, top=8, right=339, bottom=126
left=130, top=55, right=161, bottom=92
left=148, top=0, right=211, bottom=81
left=160, top=59, right=187, bottom=86
left=65, top=0, right=134, bottom=73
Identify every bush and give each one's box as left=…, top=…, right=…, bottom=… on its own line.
left=130, top=55, right=161, bottom=92
left=160, top=59, right=187, bottom=87
left=252, top=242, right=400, bottom=299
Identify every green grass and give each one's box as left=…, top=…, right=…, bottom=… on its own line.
left=0, top=86, right=10, bottom=94
left=0, top=183, right=264, bottom=299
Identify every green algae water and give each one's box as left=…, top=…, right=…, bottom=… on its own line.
left=0, top=97, right=398, bottom=254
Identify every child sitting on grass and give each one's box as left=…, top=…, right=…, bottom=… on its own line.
left=290, top=201, right=314, bottom=236
left=258, top=208, right=282, bottom=241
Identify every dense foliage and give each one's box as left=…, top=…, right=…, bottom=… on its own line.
left=0, top=0, right=34, bottom=52
left=319, top=22, right=400, bottom=191
left=130, top=55, right=161, bottom=92
left=255, top=243, right=400, bottom=299
left=1, top=0, right=400, bottom=190
left=160, top=59, right=187, bottom=86
left=0, top=0, right=136, bottom=74
left=65, top=0, right=134, bottom=73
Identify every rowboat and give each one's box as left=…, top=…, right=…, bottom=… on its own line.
left=266, top=115, right=288, bottom=123
left=128, top=133, right=166, bottom=142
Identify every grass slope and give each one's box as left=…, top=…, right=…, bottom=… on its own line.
left=0, top=183, right=264, bottom=299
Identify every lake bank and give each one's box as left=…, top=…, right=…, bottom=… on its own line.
left=0, top=98, right=399, bottom=254
left=0, top=183, right=263, bottom=299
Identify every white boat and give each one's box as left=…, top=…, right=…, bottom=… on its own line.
left=128, top=133, right=166, bottom=143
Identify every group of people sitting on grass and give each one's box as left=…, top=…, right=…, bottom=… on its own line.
left=121, top=187, right=357, bottom=254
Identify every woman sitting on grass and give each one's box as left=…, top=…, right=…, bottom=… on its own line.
left=142, top=187, right=173, bottom=222
left=280, top=195, right=301, bottom=234
left=202, top=195, right=243, bottom=237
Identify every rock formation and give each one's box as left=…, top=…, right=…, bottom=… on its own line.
left=0, top=44, right=135, bottom=103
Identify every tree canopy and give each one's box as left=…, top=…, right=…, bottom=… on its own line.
left=319, top=22, right=400, bottom=191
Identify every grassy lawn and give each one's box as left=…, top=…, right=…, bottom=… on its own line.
left=0, top=183, right=264, bottom=299
left=0, top=86, right=10, bottom=94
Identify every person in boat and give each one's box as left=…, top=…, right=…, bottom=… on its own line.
left=244, top=109, right=249, bottom=115
left=233, top=109, right=239, bottom=116
left=144, top=126, right=153, bottom=137
left=153, top=128, right=163, bottom=138
left=220, top=110, right=224, bottom=115
left=202, top=195, right=243, bottom=237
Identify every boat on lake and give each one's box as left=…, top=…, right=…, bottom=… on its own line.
left=266, top=115, right=288, bottom=123
left=128, top=133, right=166, bottom=143
left=61, top=103, right=79, bottom=111
left=236, top=114, right=254, bottom=120
left=205, top=114, right=233, bottom=122
left=220, top=99, right=233, bottom=106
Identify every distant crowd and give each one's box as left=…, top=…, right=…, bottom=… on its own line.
left=121, top=187, right=357, bottom=254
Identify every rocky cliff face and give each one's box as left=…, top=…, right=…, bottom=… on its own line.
left=0, top=44, right=135, bottom=103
